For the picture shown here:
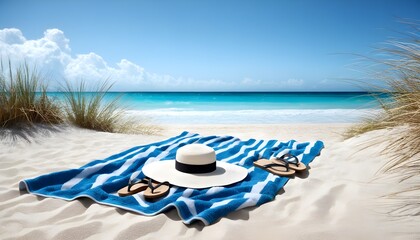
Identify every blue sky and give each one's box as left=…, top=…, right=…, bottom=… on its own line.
left=0, top=0, right=419, bottom=91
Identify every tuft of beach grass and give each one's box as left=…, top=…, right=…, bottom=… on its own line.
left=0, top=61, right=63, bottom=128
left=1, top=60, right=160, bottom=136
left=346, top=21, right=420, bottom=215
left=62, top=79, right=160, bottom=134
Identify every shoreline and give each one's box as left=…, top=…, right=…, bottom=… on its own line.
left=1, top=123, right=419, bottom=239
left=130, top=108, right=378, bottom=125
left=159, top=123, right=352, bottom=145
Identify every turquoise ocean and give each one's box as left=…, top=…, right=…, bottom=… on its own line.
left=51, top=92, right=383, bottom=124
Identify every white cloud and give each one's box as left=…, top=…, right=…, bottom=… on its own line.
left=242, top=77, right=261, bottom=85
left=43, top=29, right=71, bottom=52
left=284, top=78, right=304, bottom=86
left=0, top=28, right=71, bottom=80
left=0, top=28, right=26, bottom=44
left=65, top=52, right=112, bottom=80
left=0, top=28, right=305, bottom=91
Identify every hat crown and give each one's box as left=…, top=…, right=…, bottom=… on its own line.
left=142, top=143, right=248, bottom=189
left=176, top=144, right=215, bottom=165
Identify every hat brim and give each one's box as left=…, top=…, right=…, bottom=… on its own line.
left=142, top=160, right=248, bottom=189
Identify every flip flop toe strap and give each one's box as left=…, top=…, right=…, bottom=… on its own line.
left=147, top=179, right=170, bottom=193
left=127, top=178, right=149, bottom=192
left=276, top=153, right=300, bottom=167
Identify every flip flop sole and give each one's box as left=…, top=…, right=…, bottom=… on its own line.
left=118, top=182, right=148, bottom=197
left=272, top=158, right=307, bottom=171
left=254, top=159, right=295, bottom=176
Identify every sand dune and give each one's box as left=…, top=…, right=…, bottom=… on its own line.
left=0, top=124, right=419, bottom=239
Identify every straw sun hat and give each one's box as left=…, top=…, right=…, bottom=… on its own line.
left=142, top=144, right=248, bottom=189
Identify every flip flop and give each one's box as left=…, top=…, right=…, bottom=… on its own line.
left=272, top=153, right=307, bottom=171
left=253, top=159, right=295, bottom=176
left=118, top=178, right=149, bottom=197
left=143, top=179, right=171, bottom=200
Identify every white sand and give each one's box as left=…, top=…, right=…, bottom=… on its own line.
left=0, top=124, right=419, bottom=239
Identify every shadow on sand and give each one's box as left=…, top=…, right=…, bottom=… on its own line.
left=0, top=123, right=63, bottom=143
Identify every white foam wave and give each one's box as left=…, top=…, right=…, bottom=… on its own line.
left=126, top=108, right=381, bottom=124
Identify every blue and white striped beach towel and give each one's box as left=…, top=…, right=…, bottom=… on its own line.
left=19, top=131, right=324, bottom=225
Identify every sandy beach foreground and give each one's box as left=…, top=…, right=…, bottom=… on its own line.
left=0, top=124, right=419, bottom=239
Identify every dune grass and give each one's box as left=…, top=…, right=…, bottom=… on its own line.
left=62, top=80, right=160, bottom=134
left=346, top=26, right=419, bottom=164
left=0, top=61, right=159, bottom=135
left=62, top=80, right=123, bottom=132
left=346, top=22, right=419, bottom=215
left=0, top=61, right=63, bottom=128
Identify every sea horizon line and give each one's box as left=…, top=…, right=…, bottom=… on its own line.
left=44, top=91, right=379, bottom=94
